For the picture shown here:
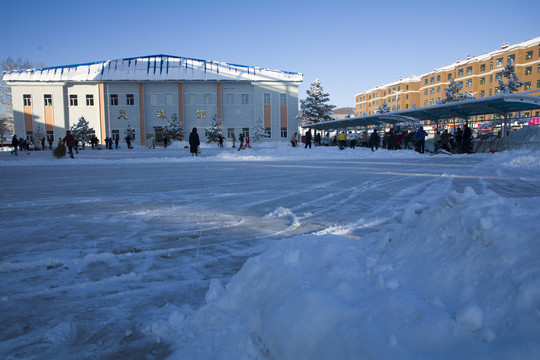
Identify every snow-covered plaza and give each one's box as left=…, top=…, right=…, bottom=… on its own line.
left=1, top=133, right=540, bottom=359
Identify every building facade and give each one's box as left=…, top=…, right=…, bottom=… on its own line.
left=355, top=37, right=540, bottom=120
left=3, top=55, right=303, bottom=145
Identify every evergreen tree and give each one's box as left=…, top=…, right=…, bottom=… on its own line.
left=125, top=124, right=136, bottom=141
left=378, top=102, right=390, bottom=113
left=440, top=79, right=475, bottom=104
left=33, top=125, right=46, bottom=147
left=205, top=114, right=222, bottom=143
left=252, top=118, right=269, bottom=142
left=70, top=116, right=94, bottom=145
left=163, top=113, right=184, bottom=141
left=298, top=79, right=336, bottom=123
left=496, top=63, right=525, bottom=94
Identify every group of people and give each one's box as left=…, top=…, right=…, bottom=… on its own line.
left=432, top=124, right=472, bottom=154
left=291, top=126, right=440, bottom=154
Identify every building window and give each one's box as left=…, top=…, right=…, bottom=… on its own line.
left=86, top=94, right=94, bottom=106
left=280, top=94, right=287, bottom=105
left=126, top=94, right=134, bottom=105
left=424, top=79, right=428, bottom=85
left=437, top=86, right=440, bottom=93
left=507, top=54, right=515, bottom=64
left=538, top=64, right=540, bottom=73
left=537, top=80, right=540, bottom=89
left=44, top=94, right=52, bottom=106
left=204, top=94, right=212, bottom=105
left=479, top=90, right=485, bottom=97
left=525, top=66, right=532, bottom=75
left=525, top=51, right=533, bottom=60
left=406, top=94, right=409, bottom=100
left=436, top=75, right=441, bottom=82
left=264, top=93, right=271, bottom=105
left=226, top=94, right=234, bottom=105
left=424, top=100, right=428, bottom=106
left=424, top=89, right=428, bottom=95
left=187, top=94, right=196, bottom=105
left=490, top=75, right=493, bottom=83
left=166, top=94, right=174, bottom=105
left=496, top=58, right=503, bottom=67
left=241, top=94, right=249, bottom=105
left=430, top=77, right=434, bottom=84
left=23, top=94, right=32, bottom=106
left=458, top=81, right=463, bottom=88
left=466, top=66, right=472, bottom=75
left=524, top=82, right=532, bottom=90
left=466, top=79, right=472, bottom=87
left=430, top=99, right=434, bottom=106
left=496, top=72, right=503, bottom=82
left=489, top=89, right=493, bottom=96
left=480, top=64, right=486, bottom=72
left=151, top=94, right=159, bottom=105
left=480, top=77, right=485, bottom=85
left=69, top=94, right=78, bottom=106
left=112, top=130, right=120, bottom=141
left=458, top=69, right=463, bottom=77
left=430, top=88, right=434, bottom=95
left=448, top=74, right=452, bottom=80
left=280, top=128, right=287, bottom=138
left=227, top=128, right=235, bottom=139
left=490, top=62, right=493, bottom=69
left=406, top=85, right=409, bottom=90
left=110, top=94, right=118, bottom=106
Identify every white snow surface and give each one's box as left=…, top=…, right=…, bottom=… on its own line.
left=1, top=133, right=540, bottom=359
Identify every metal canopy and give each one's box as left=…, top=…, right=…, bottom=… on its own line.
left=302, top=93, right=540, bottom=131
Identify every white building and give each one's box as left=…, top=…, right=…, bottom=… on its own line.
left=2, top=55, right=303, bottom=145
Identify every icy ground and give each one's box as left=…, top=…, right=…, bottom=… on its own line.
left=1, top=136, right=540, bottom=359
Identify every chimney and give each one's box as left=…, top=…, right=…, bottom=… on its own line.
left=501, top=43, right=509, bottom=49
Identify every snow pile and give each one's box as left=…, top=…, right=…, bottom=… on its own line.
left=503, top=125, right=540, bottom=150
left=147, top=185, right=540, bottom=359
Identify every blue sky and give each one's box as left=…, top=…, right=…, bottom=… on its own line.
left=2, top=0, right=539, bottom=109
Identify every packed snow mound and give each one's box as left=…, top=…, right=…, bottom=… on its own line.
left=149, top=186, right=540, bottom=359
left=503, top=125, right=540, bottom=150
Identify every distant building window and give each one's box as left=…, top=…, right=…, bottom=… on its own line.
left=151, top=94, right=159, bottom=105
left=430, top=77, right=434, bottom=84
left=44, top=94, right=52, bottom=106
left=480, top=77, right=485, bottom=85
left=537, top=80, right=540, bottom=88
left=507, top=54, right=515, bottom=64
left=23, top=94, right=32, bottom=106
left=264, top=93, right=271, bottom=105
left=204, top=94, right=212, bottom=105
left=525, top=66, right=532, bottom=75
left=466, top=66, right=472, bottom=75
left=241, top=94, right=249, bottom=105
left=281, top=128, right=287, bottom=138
left=448, top=74, right=452, bottom=80
left=110, top=94, right=118, bottom=106
left=489, top=89, right=493, bottom=96
left=458, top=69, right=463, bottom=77
left=424, top=79, right=428, bottom=85
left=480, top=64, right=486, bottom=72
left=280, top=94, right=287, bottom=105
left=86, top=95, right=94, bottom=106
left=227, top=128, right=235, bottom=139
left=424, top=100, right=428, bottom=106
left=525, top=51, right=533, bottom=60
left=424, top=89, right=428, bottom=95
left=69, top=94, right=78, bottom=106
left=496, top=58, right=503, bottom=67
left=496, top=72, right=503, bottom=82
left=187, top=94, right=196, bottom=105
left=458, top=81, right=463, bottom=88
left=430, top=99, right=434, bottom=105
left=430, top=88, right=434, bottom=95
left=126, top=94, right=134, bottom=105
left=226, top=94, right=234, bottom=105
left=466, top=79, right=472, bottom=87
left=436, top=75, right=441, bottom=82
left=437, top=86, right=440, bottom=93
left=112, top=130, right=119, bottom=141
left=524, top=82, right=532, bottom=90
left=479, top=90, right=485, bottom=98
left=166, top=94, right=174, bottom=105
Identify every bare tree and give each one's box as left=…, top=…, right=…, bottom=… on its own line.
left=1, top=57, right=44, bottom=136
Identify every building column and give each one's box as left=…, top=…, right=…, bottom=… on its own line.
left=98, top=83, right=106, bottom=144
left=139, top=83, right=146, bottom=146
left=216, top=82, right=222, bottom=119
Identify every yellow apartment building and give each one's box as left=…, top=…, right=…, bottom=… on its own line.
left=355, top=37, right=540, bottom=122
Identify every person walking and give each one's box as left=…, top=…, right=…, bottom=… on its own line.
left=63, top=131, right=75, bottom=158
left=415, top=126, right=428, bottom=154
left=348, top=131, right=357, bottom=149
left=238, top=133, right=244, bottom=151
left=369, top=129, right=380, bottom=152
left=462, top=123, right=472, bottom=154
left=189, top=127, right=200, bottom=157
left=305, top=130, right=312, bottom=149
left=361, top=131, right=369, bottom=148
left=11, top=135, right=18, bottom=155
left=337, top=131, right=346, bottom=150
left=232, top=135, right=236, bottom=148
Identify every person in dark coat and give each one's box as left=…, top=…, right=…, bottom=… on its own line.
left=11, top=135, right=18, bottom=155
left=462, top=124, right=472, bottom=154
left=63, top=131, right=75, bottom=158
left=189, top=127, right=200, bottom=157
left=369, top=129, right=380, bottom=152
left=305, top=130, right=312, bottom=149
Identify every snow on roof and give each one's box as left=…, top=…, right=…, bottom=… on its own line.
left=2, top=55, right=303, bottom=83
